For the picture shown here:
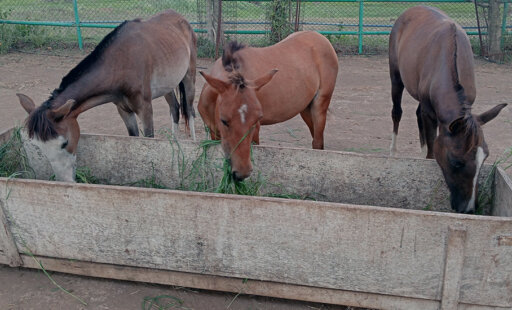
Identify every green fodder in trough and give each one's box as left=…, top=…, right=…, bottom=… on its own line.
left=0, top=127, right=33, bottom=178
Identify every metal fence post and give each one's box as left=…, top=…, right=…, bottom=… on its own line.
left=358, top=0, right=364, bottom=54
left=72, top=0, right=83, bottom=50
left=502, top=1, right=509, bottom=49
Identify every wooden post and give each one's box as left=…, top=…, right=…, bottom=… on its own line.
left=440, top=227, right=467, bottom=310
left=0, top=199, right=22, bottom=267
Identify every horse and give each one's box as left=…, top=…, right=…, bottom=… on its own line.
left=198, top=31, right=338, bottom=181
left=388, top=6, right=507, bottom=213
left=17, top=9, right=197, bottom=182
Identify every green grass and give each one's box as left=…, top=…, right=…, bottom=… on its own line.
left=0, top=127, right=34, bottom=178
left=476, top=146, right=512, bottom=215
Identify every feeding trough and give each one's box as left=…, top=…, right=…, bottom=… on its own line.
left=0, top=127, right=511, bottom=310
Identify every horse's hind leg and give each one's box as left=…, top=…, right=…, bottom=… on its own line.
left=310, top=93, right=331, bottom=150
left=390, top=70, right=404, bottom=156
left=116, top=102, right=139, bottom=136
left=181, top=71, right=197, bottom=141
left=164, top=91, right=180, bottom=136
left=300, top=104, right=315, bottom=138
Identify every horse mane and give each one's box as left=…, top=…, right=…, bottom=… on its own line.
left=26, top=100, right=58, bottom=141
left=222, top=41, right=245, bottom=72
left=450, top=23, right=482, bottom=151
left=50, top=20, right=135, bottom=101
left=26, top=20, right=137, bottom=141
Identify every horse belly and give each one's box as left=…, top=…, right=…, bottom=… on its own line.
left=150, top=61, right=188, bottom=99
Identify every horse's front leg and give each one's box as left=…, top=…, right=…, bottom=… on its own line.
left=422, top=113, right=438, bottom=159
left=135, top=93, right=154, bottom=138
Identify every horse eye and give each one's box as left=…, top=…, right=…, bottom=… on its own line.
left=221, top=119, right=229, bottom=127
left=61, top=141, right=68, bottom=149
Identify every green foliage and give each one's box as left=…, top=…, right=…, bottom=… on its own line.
left=0, top=9, right=51, bottom=54
left=197, top=36, right=216, bottom=58
left=75, top=167, right=101, bottom=184
left=476, top=147, right=512, bottom=214
left=267, top=0, right=293, bottom=44
left=0, top=127, right=33, bottom=178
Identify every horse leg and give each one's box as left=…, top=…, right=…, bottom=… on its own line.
left=300, top=104, right=315, bottom=138
left=134, top=94, right=154, bottom=138
left=310, top=93, right=331, bottom=150
left=416, top=104, right=427, bottom=157
left=116, top=102, right=139, bottom=136
left=390, top=71, right=404, bottom=156
left=422, top=114, right=438, bottom=159
left=164, top=91, right=180, bottom=137
left=181, top=72, right=197, bottom=142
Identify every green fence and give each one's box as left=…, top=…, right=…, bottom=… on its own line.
left=0, top=0, right=510, bottom=59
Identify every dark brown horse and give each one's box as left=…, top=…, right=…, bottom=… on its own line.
left=198, top=31, right=338, bottom=181
left=389, top=6, right=507, bottom=213
left=17, top=10, right=197, bottom=182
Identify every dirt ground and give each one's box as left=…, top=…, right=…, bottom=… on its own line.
left=0, top=51, right=511, bottom=309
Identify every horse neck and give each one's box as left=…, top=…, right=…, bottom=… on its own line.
left=429, top=63, right=467, bottom=126
left=52, top=69, right=112, bottom=113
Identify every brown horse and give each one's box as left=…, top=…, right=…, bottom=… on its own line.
left=389, top=6, right=507, bottom=213
left=17, top=10, right=197, bottom=182
left=198, top=31, right=338, bottom=181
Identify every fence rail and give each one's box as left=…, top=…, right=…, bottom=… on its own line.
left=0, top=0, right=510, bottom=60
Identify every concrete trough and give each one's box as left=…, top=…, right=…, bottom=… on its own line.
left=0, top=127, right=511, bottom=309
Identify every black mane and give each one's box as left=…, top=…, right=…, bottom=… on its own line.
left=450, top=23, right=468, bottom=109
left=222, top=41, right=245, bottom=72
left=50, top=20, right=134, bottom=101
left=450, top=24, right=481, bottom=149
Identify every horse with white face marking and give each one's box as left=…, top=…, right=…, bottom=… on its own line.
left=198, top=31, right=338, bottom=181
left=389, top=6, right=507, bottom=213
left=17, top=10, right=197, bottom=182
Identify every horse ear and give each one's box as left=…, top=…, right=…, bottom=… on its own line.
left=476, top=103, right=507, bottom=125
left=16, top=93, right=36, bottom=114
left=448, top=116, right=466, bottom=135
left=248, top=69, right=278, bottom=91
left=50, top=99, right=76, bottom=121
left=200, top=71, right=229, bottom=94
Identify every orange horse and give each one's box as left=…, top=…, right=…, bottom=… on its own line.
left=199, top=31, right=338, bottom=181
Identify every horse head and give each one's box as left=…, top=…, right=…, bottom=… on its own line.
left=17, top=93, right=79, bottom=182
left=434, top=103, right=507, bottom=213
left=200, top=69, right=278, bottom=181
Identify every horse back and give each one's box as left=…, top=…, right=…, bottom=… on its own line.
left=239, top=31, right=338, bottom=123
left=390, top=6, right=475, bottom=104
left=96, top=10, right=195, bottom=98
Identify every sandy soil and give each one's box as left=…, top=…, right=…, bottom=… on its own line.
left=0, top=51, right=511, bottom=309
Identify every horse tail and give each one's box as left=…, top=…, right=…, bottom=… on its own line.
left=178, top=81, right=190, bottom=128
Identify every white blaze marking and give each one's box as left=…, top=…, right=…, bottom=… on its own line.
left=32, top=135, right=76, bottom=182
left=238, top=104, right=248, bottom=124
left=390, top=132, right=397, bottom=156
left=467, top=146, right=485, bottom=212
